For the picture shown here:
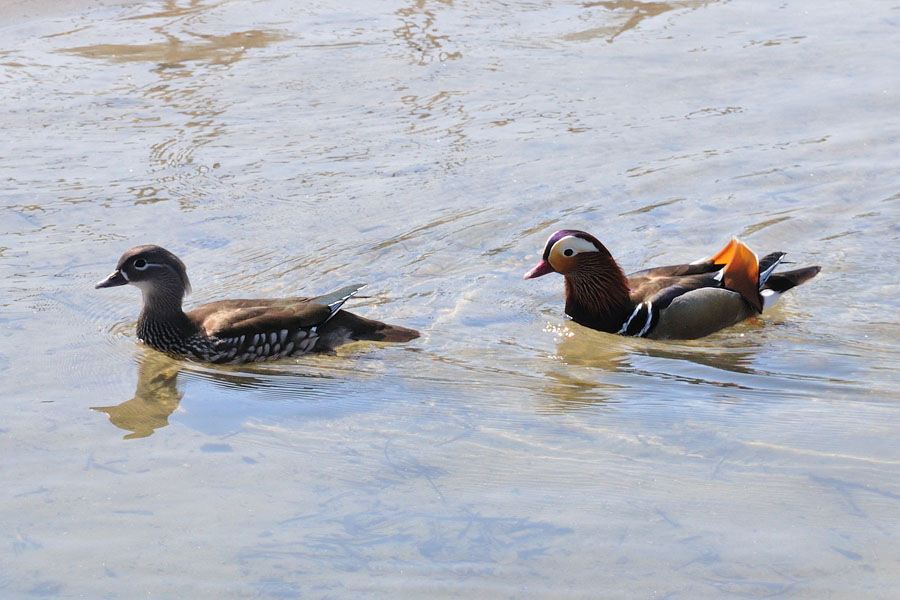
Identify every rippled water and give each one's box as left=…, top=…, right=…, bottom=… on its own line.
left=2, top=0, right=899, bottom=597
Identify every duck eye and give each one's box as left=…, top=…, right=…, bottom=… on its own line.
left=563, top=248, right=574, bottom=257
left=134, top=259, right=148, bottom=270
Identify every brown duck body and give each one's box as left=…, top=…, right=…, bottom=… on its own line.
left=97, top=245, right=418, bottom=364
left=176, top=292, right=417, bottom=363
left=527, top=231, right=820, bottom=340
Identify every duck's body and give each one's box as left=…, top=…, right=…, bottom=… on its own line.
left=525, top=230, right=820, bottom=340
left=97, top=245, right=418, bottom=363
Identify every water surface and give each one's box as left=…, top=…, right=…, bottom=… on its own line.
left=2, top=0, right=899, bottom=597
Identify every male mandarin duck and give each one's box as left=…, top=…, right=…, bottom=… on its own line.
left=524, top=230, right=820, bottom=339
left=96, top=245, right=419, bottom=363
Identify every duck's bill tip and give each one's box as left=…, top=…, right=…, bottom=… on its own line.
left=95, top=270, right=127, bottom=289
left=524, top=260, right=554, bottom=279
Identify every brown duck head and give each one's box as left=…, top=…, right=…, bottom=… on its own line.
left=524, top=230, right=632, bottom=332
left=96, top=245, right=192, bottom=312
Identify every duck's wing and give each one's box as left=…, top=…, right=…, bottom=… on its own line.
left=192, top=301, right=333, bottom=339
left=626, top=261, right=721, bottom=302
left=636, top=238, right=770, bottom=308
left=620, top=239, right=768, bottom=338
left=618, top=240, right=817, bottom=339
left=185, top=284, right=364, bottom=361
left=619, top=268, right=720, bottom=337
left=190, top=284, right=364, bottom=336
left=644, top=286, right=756, bottom=340
left=619, top=273, right=756, bottom=339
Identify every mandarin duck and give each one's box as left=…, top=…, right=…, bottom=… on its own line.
left=96, top=245, right=419, bottom=363
left=524, top=230, right=820, bottom=339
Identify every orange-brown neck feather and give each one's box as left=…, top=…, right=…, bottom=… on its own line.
left=563, top=253, right=633, bottom=332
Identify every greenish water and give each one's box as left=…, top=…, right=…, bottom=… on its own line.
left=2, top=0, right=899, bottom=597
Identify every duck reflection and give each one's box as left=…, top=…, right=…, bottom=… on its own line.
left=92, top=351, right=184, bottom=439
left=555, top=323, right=764, bottom=373
left=92, top=350, right=276, bottom=439
left=536, top=369, right=626, bottom=411
left=538, top=321, right=765, bottom=411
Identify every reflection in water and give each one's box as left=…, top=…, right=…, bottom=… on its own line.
left=91, top=350, right=277, bottom=439
left=394, top=0, right=461, bottom=65
left=568, top=1, right=719, bottom=43
left=538, top=322, right=765, bottom=411
left=124, top=0, right=210, bottom=22
left=392, top=1, right=470, bottom=170
left=536, top=325, right=634, bottom=410
left=397, top=89, right=471, bottom=173
left=60, top=29, right=279, bottom=68
left=554, top=322, right=763, bottom=373
left=92, top=349, right=345, bottom=439
left=58, top=3, right=286, bottom=207
left=636, top=337, right=764, bottom=378
left=92, top=351, right=184, bottom=439
left=538, top=368, right=624, bottom=411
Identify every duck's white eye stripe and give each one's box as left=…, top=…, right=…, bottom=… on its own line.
left=142, top=262, right=173, bottom=272
left=554, top=236, right=599, bottom=255
left=120, top=270, right=130, bottom=281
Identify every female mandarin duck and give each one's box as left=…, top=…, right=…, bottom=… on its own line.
left=524, top=230, right=820, bottom=340
left=97, top=245, right=418, bottom=363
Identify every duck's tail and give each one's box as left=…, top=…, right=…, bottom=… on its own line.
left=355, top=319, right=421, bottom=343
left=326, top=310, right=420, bottom=343
left=765, top=265, right=821, bottom=291
left=761, top=265, right=821, bottom=310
